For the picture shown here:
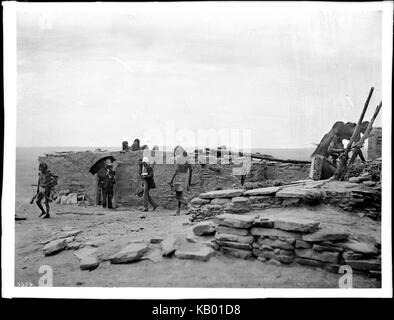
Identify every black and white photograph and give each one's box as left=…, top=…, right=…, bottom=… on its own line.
left=2, top=1, right=392, bottom=299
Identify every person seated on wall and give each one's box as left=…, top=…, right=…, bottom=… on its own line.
left=169, top=150, right=193, bottom=216
left=122, top=141, right=129, bottom=151
left=130, top=139, right=141, bottom=151
left=130, top=138, right=149, bottom=151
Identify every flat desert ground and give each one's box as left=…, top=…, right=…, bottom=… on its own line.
left=14, top=147, right=381, bottom=288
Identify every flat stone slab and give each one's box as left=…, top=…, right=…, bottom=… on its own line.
left=190, top=198, right=211, bottom=205
left=253, top=218, right=274, bottom=228
left=141, top=248, right=163, bottom=263
left=74, top=247, right=99, bottom=260
left=251, top=227, right=301, bottom=241
left=211, top=198, right=231, bottom=205
left=80, top=256, right=99, bottom=271
left=295, top=240, right=312, bottom=249
left=200, top=189, right=245, bottom=199
left=161, top=235, right=179, bottom=256
left=174, top=245, right=214, bottom=262
left=274, top=218, right=320, bottom=233
left=215, top=233, right=254, bottom=244
left=214, top=213, right=255, bottom=229
left=43, top=238, right=67, bottom=256
left=302, top=226, right=350, bottom=242
left=109, top=243, right=148, bottom=263
left=257, top=238, right=294, bottom=250
left=192, top=221, right=216, bottom=236
left=335, top=239, right=378, bottom=255
left=243, top=187, right=280, bottom=196
left=220, top=246, right=253, bottom=259
left=345, top=259, right=381, bottom=271
left=295, top=248, right=340, bottom=264
left=216, top=225, right=250, bottom=236
left=231, top=196, right=250, bottom=204
left=275, top=188, right=322, bottom=199
left=217, top=240, right=251, bottom=250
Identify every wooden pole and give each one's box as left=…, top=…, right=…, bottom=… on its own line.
left=205, top=148, right=311, bottom=164
left=333, top=87, right=374, bottom=180
left=348, top=101, right=382, bottom=165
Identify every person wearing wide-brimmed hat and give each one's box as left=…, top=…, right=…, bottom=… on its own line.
left=141, top=156, right=158, bottom=212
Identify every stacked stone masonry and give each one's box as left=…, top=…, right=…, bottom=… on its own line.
left=212, top=214, right=381, bottom=276
left=188, top=180, right=381, bottom=222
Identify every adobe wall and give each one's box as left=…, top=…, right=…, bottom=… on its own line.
left=39, top=150, right=311, bottom=209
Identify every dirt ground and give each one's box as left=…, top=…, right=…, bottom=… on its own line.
left=15, top=201, right=381, bottom=288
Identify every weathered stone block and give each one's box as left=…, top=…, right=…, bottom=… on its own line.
left=80, top=256, right=99, bottom=271
left=345, top=259, right=381, bottom=271
left=335, top=239, right=378, bottom=255
left=295, top=240, right=312, bottom=249
left=192, top=221, right=216, bottom=236
left=174, top=245, right=214, bottom=262
left=217, top=240, right=251, bottom=250
left=302, top=226, right=350, bottom=242
left=161, top=235, right=179, bottom=256
left=200, top=189, right=245, bottom=199
left=214, top=213, right=255, bottom=229
left=191, top=198, right=211, bottom=205
left=224, top=202, right=250, bottom=214
left=220, top=246, right=253, bottom=259
left=274, top=218, right=320, bottom=233
left=312, top=244, right=344, bottom=253
left=295, top=248, right=340, bottom=264
left=216, top=225, right=250, bottom=236
left=251, top=227, right=301, bottom=241
left=43, top=239, right=67, bottom=256
left=248, top=195, right=275, bottom=204
left=109, top=243, right=149, bottom=263
left=257, top=238, right=294, bottom=250
left=215, top=233, right=254, bottom=244
left=210, top=198, right=231, bottom=206
left=243, top=186, right=280, bottom=196
left=253, top=218, right=274, bottom=228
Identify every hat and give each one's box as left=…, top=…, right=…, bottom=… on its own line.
left=142, top=156, right=150, bottom=164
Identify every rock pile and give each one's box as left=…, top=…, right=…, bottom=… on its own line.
left=210, top=214, right=381, bottom=277
left=214, top=214, right=255, bottom=259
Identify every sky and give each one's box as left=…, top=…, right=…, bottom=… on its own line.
left=16, top=3, right=382, bottom=149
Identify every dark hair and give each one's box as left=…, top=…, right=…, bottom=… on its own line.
left=39, top=162, right=48, bottom=171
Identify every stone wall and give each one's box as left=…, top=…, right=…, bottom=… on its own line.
left=188, top=180, right=382, bottom=222
left=39, top=150, right=311, bottom=209
left=40, top=150, right=244, bottom=208
left=211, top=214, right=381, bottom=276
left=367, top=127, right=382, bottom=161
